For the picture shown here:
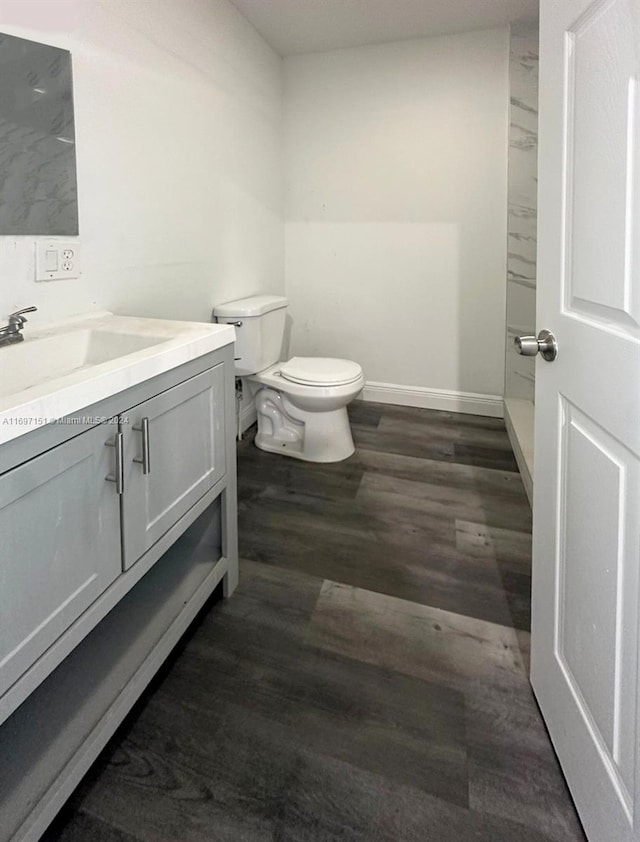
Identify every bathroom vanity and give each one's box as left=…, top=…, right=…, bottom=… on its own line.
left=0, top=313, right=238, bottom=842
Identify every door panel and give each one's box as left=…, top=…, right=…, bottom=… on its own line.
left=556, top=399, right=639, bottom=797
left=565, top=0, right=639, bottom=330
left=0, top=424, right=122, bottom=697
left=531, top=1, right=640, bottom=840
left=122, top=365, right=226, bottom=568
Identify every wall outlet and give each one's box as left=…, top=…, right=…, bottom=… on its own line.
left=35, top=241, right=81, bottom=282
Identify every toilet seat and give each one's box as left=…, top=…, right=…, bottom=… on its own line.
left=279, top=357, right=362, bottom=387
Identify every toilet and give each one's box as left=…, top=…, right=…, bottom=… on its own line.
left=213, top=295, right=364, bottom=462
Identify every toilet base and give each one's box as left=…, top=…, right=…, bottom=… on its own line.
left=254, top=387, right=355, bottom=463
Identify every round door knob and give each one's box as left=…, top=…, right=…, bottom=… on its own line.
left=514, top=335, right=540, bottom=356
left=514, top=329, right=558, bottom=362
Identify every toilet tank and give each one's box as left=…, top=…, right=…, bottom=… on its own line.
left=213, top=295, right=288, bottom=376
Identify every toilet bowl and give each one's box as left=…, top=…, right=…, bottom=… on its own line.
left=212, top=296, right=364, bottom=463
left=251, top=359, right=365, bottom=462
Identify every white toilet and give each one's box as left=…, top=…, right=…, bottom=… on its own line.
left=213, top=295, right=364, bottom=462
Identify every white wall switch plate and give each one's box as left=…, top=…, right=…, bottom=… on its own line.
left=35, top=241, right=81, bottom=282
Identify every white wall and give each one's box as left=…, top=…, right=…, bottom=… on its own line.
left=0, top=0, right=283, bottom=326
left=284, top=29, right=509, bottom=404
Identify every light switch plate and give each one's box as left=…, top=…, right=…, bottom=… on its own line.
left=35, top=240, right=81, bottom=282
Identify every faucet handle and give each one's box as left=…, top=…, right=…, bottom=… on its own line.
left=8, top=306, right=37, bottom=325
left=10, top=306, right=37, bottom=318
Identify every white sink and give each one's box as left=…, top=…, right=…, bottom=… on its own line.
left=0, top=312, right=235, bottom=444
left=0, top=329, right=168, bottom=399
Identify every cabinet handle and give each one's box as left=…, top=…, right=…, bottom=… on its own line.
left=132, top=417, right=151, bottom=475
left=105, top=431, right=124, bottom=494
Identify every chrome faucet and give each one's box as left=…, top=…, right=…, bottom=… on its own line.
left=0, top=306, right=38, bottom=346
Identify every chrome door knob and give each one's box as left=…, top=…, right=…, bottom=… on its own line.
left=514, top=329, right=558, bottom=362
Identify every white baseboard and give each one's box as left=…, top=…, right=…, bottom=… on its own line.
left=240, top=398, right=256, bottom=433
left=358, top=381, right=504, bottom=418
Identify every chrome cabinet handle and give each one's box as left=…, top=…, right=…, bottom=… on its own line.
left=133, top=417, right=151, bottom=475
left=105, top=431, right=124, bottom=494
left=514, top=329, right=558, bottom=362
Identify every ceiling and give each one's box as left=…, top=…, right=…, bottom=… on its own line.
left=228, top=0, right=540, bottom=57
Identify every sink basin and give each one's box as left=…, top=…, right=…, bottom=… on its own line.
left=0, top=312, right=236, bottom=445
left=0, top=329, right=168, bottom=398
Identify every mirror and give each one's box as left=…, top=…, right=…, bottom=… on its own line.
left=0, top=32, right=78, bottom=235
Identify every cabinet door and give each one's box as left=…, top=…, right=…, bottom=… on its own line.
left=122, top=365, right=226, bottom=568
left=0, top=424, right=122, bottom=697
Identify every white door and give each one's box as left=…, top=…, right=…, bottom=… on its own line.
left=530, top=1, right=640, bottom=841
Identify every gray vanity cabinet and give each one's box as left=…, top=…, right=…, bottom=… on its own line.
left=121, top=364, right=226, bottom=568
left=0, top=342, right=238, bottom=842
left=0, top=422, right=121, bottom=697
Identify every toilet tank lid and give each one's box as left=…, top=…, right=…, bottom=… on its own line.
left=213, top=295, right=288, bottom=318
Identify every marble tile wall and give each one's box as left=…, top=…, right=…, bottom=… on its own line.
left=505, top=22, right=539, bottom=402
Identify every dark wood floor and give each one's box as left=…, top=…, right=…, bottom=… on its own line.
left=44, top=402, right=585, bottom=842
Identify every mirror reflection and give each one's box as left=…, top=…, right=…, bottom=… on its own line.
left=0, top=32, right=79, bottom=235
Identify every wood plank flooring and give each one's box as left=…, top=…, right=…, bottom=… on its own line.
left=238, top=403, right=533, bottom=630
left=43, top=402, right=585, bottom=842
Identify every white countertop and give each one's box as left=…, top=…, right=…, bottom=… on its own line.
left=0, top=312, right=235, bottom=445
